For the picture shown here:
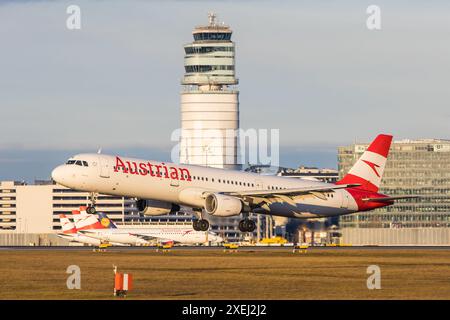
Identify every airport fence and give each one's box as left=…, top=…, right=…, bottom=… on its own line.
left=341, top=228, right=450, bottom=246
left=0, top=233, right=71, bottom=246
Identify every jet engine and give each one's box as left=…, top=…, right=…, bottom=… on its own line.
left=136, top=199, right=180, bottom=216
left=204, top=193, right=243, bottom=217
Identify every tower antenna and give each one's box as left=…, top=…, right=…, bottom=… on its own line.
left=208, top=12, right=217, bottom=26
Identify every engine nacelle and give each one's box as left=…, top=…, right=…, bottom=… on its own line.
left=204, top=193, right=243, bottom=217
left=136, top=199, right=180, bottom=216
left=178, top=188, right=206, bottom=208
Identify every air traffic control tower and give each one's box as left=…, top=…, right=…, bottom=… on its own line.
left=179, top=13, right=240, bottom=170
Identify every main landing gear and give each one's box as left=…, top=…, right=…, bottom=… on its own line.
left=192, top=208, right=210, bottom=231
left=193, top=219, right=210, bottom=232
left=238, top=219, right=256, bottom=232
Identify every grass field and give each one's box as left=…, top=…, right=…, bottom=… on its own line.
left=0, top=248, right=449, bottom=300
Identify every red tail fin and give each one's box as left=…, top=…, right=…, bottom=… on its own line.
left=337, top=134, right=393, bottom=192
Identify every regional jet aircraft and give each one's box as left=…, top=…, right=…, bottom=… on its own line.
left=58, top=207, right=222, bottom=246
left=79, top=212, right=224, bottom=245
left=52, top=134, right=417, bottom=232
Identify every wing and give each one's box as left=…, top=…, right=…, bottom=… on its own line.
left=225, top=183, right=361, bottom=197
left=227, top=183, right=360, bottom=197
left=223, top=183, right=361, bottom=207
left=128, top=233, right=159, bottom=241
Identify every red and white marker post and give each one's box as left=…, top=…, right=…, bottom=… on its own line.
left=113, top=265, right=133, bottom=297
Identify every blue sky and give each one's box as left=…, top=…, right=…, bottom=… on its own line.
left=1, top=0, right=449, bottom=181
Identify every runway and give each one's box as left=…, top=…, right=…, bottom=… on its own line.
left=1, top=245, right=450, bottom=251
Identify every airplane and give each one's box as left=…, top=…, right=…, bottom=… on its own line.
left=59, top=206, right=223, bottom=245
left=57, top=213, right=119, bottom=246
left=79, top=212, right=224, bottom=245
left=52, top=134, right=418, bottom=233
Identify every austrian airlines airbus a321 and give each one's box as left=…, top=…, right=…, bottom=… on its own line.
left=51, top=134, right=417, bottom=232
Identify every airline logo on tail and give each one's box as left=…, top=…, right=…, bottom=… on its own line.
left=337, top=134, right=393, bottom=192
left=362, top=160, right=381, bottom=178
left=97, top=212, right=117, bottom=229
left=59, top=207, right=116, bottom=233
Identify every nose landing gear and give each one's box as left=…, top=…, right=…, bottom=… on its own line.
left=86, top=206, right=97, bottom=214
left=238, top=219, right=256, bottom=232
left=87, top=192, right=98, bottom=214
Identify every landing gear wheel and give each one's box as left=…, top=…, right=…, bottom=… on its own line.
left=192, top=220, right=200, bottom=231
left=198, top=219, right=210, bottom=231
left=239, top=219, right=256, bottom=232
left=238, top=220, right=247, bottom=232
left=86, top=206, right=96, bottom=214
left=246, top=219, right=256, bottom=232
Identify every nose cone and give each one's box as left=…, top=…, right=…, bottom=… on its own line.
left=51, top=165, right=65, bottom=184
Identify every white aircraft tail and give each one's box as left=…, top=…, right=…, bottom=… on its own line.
left=59, top=214, right=77, bottom=234
left=337, top=134, right=393, bottom=192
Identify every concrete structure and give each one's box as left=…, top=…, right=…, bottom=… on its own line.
left=338, top=138, right=450, bottom=245
left=179, top=13, right=240, bottom=170
left=278, top=166, right=339, bottom=184
left=341, top=228, right=450, bottom=246
left=0, top=180, right=138, bottom=234
left=0, top=180, right=204, bottom=246
left=245, top=165, right=339, bottom=183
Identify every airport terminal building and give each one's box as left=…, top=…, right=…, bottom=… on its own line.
left=0, top=180, right=139, bottom=245
left=338, top=139, right=450, bottom=245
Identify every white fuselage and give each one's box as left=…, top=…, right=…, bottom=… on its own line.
left=57, top=233, right=103, bottom=246
left=52, top=154, right=359, bottom=219
left=83, top=228, right=222, bottom=245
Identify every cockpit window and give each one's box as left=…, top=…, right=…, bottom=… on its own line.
left=66, top=159, right=88, bottom=166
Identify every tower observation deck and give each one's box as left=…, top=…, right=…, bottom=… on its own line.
left=180, top=13, right=240, bottom=170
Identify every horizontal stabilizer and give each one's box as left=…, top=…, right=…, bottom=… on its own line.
left=362, top=195, right=420, bottom=202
